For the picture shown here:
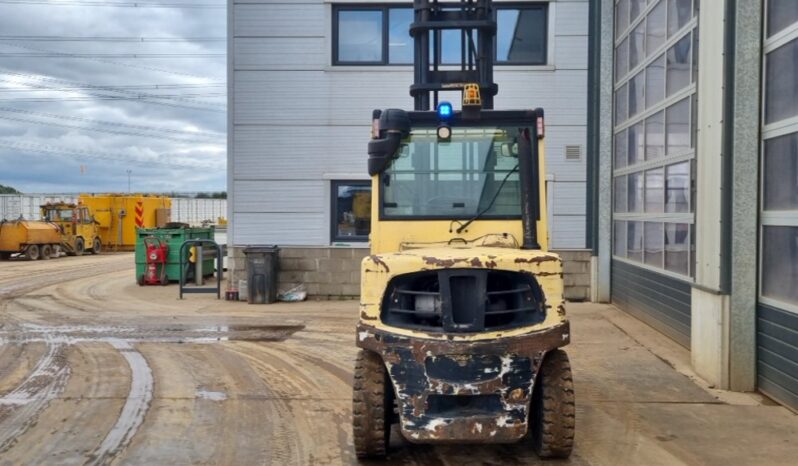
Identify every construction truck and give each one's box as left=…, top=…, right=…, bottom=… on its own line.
left=0, top=220, right=62, bottom=260
left=41, top=202, right=102, bottom=255
left=353, top=0, right=573, bottom=459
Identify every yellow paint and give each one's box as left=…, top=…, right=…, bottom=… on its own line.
left=0, top=220, right=61, bottom=253
left=361, top=138, right=567, bottom=342
left=40, top=202, right=101, bottom=253
left=79, top=194, right=171, bottom=251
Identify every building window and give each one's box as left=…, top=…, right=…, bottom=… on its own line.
left=332, top=4, right=548, bottom=66
left=761, top=4, right=798, bottom=311
left=611, top=0, right=697, bottom=278
left=331, top=181, right=371, bottom=242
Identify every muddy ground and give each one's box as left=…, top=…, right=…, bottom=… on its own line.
left=0, top=253, right=796, bottom=466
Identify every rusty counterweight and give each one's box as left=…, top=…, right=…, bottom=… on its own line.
left=356, top=322, right=570, bottom=443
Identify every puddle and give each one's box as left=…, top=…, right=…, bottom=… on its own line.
left=196, top=389, right=228, bottom=402
left=0, top=323, right=305, bottom=345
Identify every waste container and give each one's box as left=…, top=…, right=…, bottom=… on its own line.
left=245, top=246, right=279, bottom=304
left=135, top=226, right=215, bottom=283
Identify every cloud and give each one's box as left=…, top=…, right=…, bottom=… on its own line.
left=0, top=2, right=226, bottom=193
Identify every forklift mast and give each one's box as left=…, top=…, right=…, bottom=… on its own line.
left=411, top=0, right=498, bottom=111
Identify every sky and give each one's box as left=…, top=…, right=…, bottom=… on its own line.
left=0, top=0, right=226, bottom=194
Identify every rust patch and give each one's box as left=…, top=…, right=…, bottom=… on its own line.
left=514, top=255, right=558, bottom=264
left=421, top=256, right=470, bottom=268
left=469, top=258, right=483, bottom=268
left=368, top=255, right=390, bottom=273
left=359, top=310, right=377, bottom=321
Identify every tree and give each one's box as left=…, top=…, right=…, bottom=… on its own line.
left=0, top=184, right=20, bottom=194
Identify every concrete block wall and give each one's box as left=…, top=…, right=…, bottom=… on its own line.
left=229, top=247, right=591, bottom=301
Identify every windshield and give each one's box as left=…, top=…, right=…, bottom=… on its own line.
left=45, top=209, right=73, bottom=221
left=382, top=126, right=525, bottom=219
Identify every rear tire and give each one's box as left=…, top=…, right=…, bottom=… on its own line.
left=137, top=274, right=145, bottom=286
left=531, top=349, right=575, bottom=459
left=353, top=349, right=393, bottom=459
left=41, top=244, right=52, bottom=260
left=74, top=238, right=85, bottom=256
left=26, top=244, right=40, bottom=261
left=91, top=238, right=101, bottom=255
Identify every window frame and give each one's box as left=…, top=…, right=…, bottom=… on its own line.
left=610, top=0, right=697, bottom=280
left=331, top=180, right=372, bottom=243
left=331, top=3, right=549, bottom=67
left=758, top=4, right=798, bottom=314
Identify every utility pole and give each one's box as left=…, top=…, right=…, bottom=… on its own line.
left=126, top=169, right=132, bottom=193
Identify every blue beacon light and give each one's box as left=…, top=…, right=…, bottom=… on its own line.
left=437, top=102, right=453, bottom=119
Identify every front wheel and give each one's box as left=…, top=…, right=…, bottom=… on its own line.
left=74, top=238, right=85, bottom=256
left=352, top=349, right=393, bottom=459
left=91, top=238, right=101, bottom=255
left=531, top=349, right=575, bottom=459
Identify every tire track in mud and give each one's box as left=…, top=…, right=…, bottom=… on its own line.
left=0, top=337, right=70, bottom=453
left=0, top=259, right=129, bottom=301
left=84, top=339, right=153, bottom=466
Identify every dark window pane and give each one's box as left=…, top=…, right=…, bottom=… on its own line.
left=644, top=222, right=664, bottom=267
left=645, top=168, right=664, bottom=213
left=765, top=38, right=798, bottom=125
left=617, top=0, right=630, bottom=39
left=628, top=171, right=644, bottom=212
left=768, top=0, right=798, bottom=37
left=665, top=223, right=689, bottom=274
left=667, top=0, right=692, bottom=37
left=763, top=132, right=798, bottom=210
left=666, top=162, right=690, bottom=212
left=666, top=97, right=690, bottom=155
left=628, top=221, right=644, bottom=262
left=333, top=182, right=371, bottom=241
left=616, top=38, right=629, bottom=83
left=338, top=10, right=383, bottom=63
left=389, top=9, right=413, bottom=64
left=615, top=175, right=628, bottom=212
left=497, top=8, right=547, bottom=64
left=646, top=55, right=666, bottom=109
left=762, top=226, right=798, bottom=306
left=615, top=130, right=628, bottom=169
left=628, top=121, right=645, bottom=165
left=616, top=83, right=628, bottom=125
left=646, top=111, right=665, bottom=160
left=629, top=70, right=645, bottom=117
left=630, top=21, right=646, bottom=70
left=614, top=221, right=627, bottom=257
left=667, top=33, right=691, bottom=96
left=646, top=0, right=667, bottom=56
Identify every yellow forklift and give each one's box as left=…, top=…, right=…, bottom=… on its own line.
left=41, top=202, right=102, bottom=256
left=353, top=0, right=573, bottom=459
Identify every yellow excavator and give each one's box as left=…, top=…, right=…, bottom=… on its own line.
left=352, top=0, right=574, bottom=459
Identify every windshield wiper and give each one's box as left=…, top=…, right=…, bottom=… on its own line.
left=455, top=164, right=519, bottom=234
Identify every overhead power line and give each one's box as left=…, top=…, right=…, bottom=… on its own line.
left=0, top=141, right=221, bottom=170
left=0, top=114, right=224, bottom=144
left=1, top=42, right=222, bottom=81
left=0, top=36, right=225, bottom=42
left=0, top=83, right=224, bottom=92
left=0, top=1, right=224, bottom=8
left=0, top=106, right=225, bottom=139
left=0, top=71, right=225, bottom=112
left=0, top=53, right=225, bottom=58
